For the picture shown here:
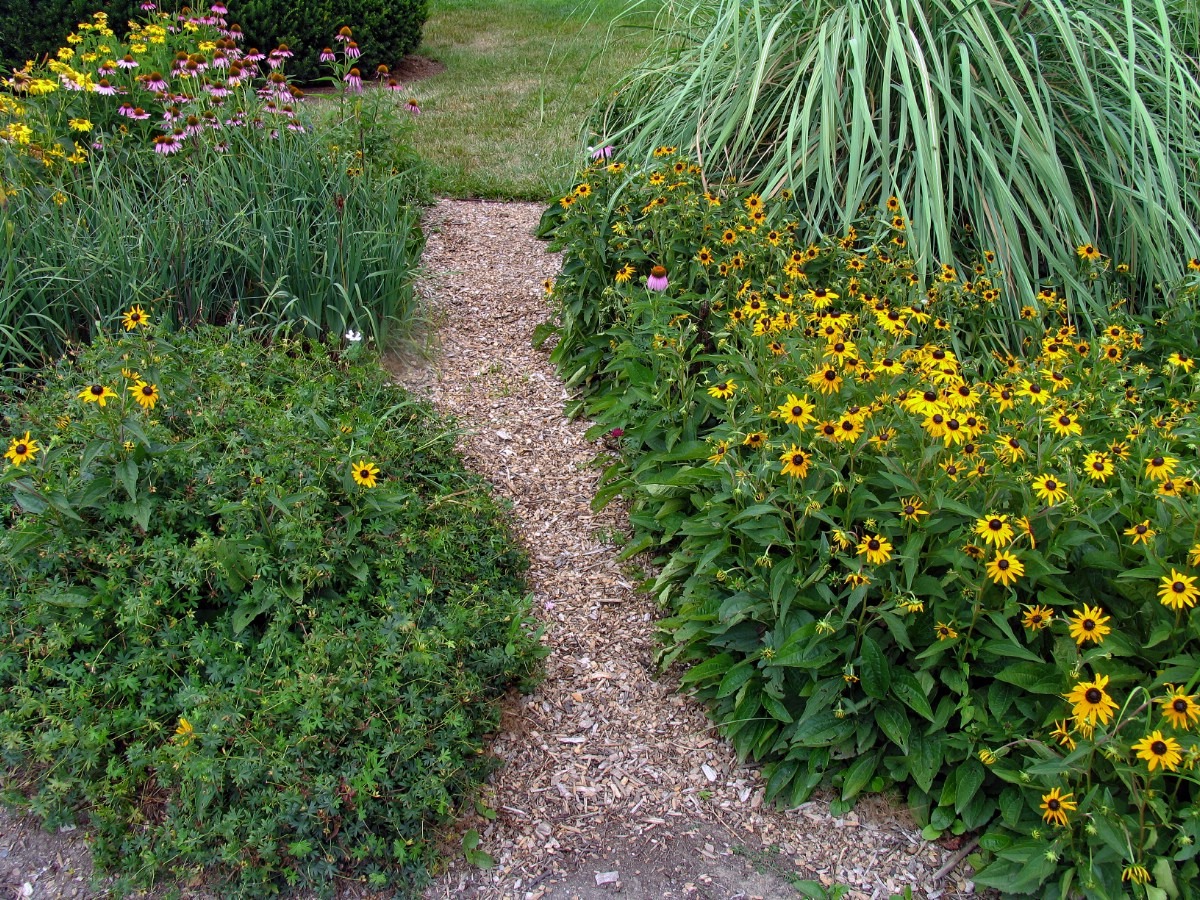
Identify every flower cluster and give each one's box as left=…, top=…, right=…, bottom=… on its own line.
left=543, top=146, right=1200, bottom=894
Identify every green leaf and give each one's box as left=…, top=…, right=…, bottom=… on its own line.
left=681, top=652, right=735, bottom=686
left=994, top=661, right=1063, bottom=695
left=954, top=760, right=985, bottom=814
left=840, top=752, right=878, bottom=801
left=873, top=700, right=910, bottom=754
left=116, top=458, right=139, bottom=503
left=891, top=670, right=935, bottom=721
left=859, top=634, right=891, bottom=698
left=716, top=660, right=755, bottom=699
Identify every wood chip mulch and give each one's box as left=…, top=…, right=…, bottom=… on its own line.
left=394, top=199, right=983, bottom=900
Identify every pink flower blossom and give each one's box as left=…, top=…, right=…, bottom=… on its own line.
left=591, top=145, right=613, bottom=160
left=346, top=41, right=361, bottom=59
left=320, top=48, right=335, bottom=63
left=117, top=55, right=138, bottom=69
left=344, top=68, right=363, bottom=92
left=405, top=98, right=420, bottom=115
left=142, top=72, right=168, bottom=92
left=647, top=265, right=669, bottom=292
left=94, top=79, right=118, bottom=96
left=387, top=77, right=402, bottom=92
left=140, top=2, right=156, bottom=9
left=153, top=133, right=181, bottom=154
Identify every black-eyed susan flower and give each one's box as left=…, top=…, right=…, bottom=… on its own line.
left=707, top=379, right=736, bottom=400
left=1145, top=455, right=1177, bottom=481
left=986, top=550, right=1024, bottom=587
left=1017, top=379, right=1050, bottom=406
left=806, top=367, right=843, bottom=396
left=1023, top=605, right=1053, bottom=631
left=1046, top=411, right=1082, bottom=438
left=175, top=716, right=195, bottom=746
left=1050, top=719, right=1076, bottom=751
left=351, top=460, right=380, bottom=488
left=1065, top=673, right=1119, bottom=726
left=78, top=383, right=118, bottom=406
left=1122, top=865, right=1151, bottom=885
left=614, top=264, right=635, bottom=284
left=1160, top=686, right=1200, bottom=731
left=833, top=415, right=864, bottom=444
left=1040, top=788, right=1076, bottom=827
left=899, top=496, right=929, bottom=522
left=1189, top=542, right=1200, bottom=567
left=1132, top=730, right=1183, bottom=772
left=696, top=247, right=714, bottom=266
left=934, top=622, right=958, bottom=641
left=1068, top=605, right=1111, bottom=645
left=1032, top=473, right=1068, bottom=505
left=775, top=394, right=815, bottom=427
left=1158, top=569, right=1199, bottom=610
left=742, top=431, right=767, bottom=450
left=129, top=380, right=159, bottom=410
left=707, top=441, right=729, bottom=464
left=1076, top=243, right=1101, bottom=262
left=1082, top=451, right=1114, bottom=482
left=844, top=572, right=871, bottom=588
left=974, top=514, right=1014, bottom=548
left=779, top=445, right=810, bottom=478
left=856, top=534, right=893, bottom=565
left=4, top=432, right=39, bottom=467
left=1123, top=520, right=1155, bottom=546
left=1166, top=352, right=1194, bottom=372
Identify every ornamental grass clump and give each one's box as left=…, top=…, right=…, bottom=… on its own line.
left=0, top=318, right=544, bottom=898
left=0, top=4, right=427, bottom=370
left=539, top=149, right=1200, bottom=897
left=592, top=0, right=1200, bottom=345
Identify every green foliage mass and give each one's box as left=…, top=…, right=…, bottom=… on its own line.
left=540, top=152, right=1200, bottom=899
left=594, top=0, right=1200, bottom=345
left=1, top=5, right=428, bottom=370
left=0, top=1, right=429, bottom=83
left=0, top=325, right=544, bottom=897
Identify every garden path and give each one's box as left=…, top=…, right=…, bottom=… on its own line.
left=399, top=199, right=979, bottom=900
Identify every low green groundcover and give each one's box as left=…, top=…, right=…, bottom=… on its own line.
left=0, top=321, right=543, bottom=897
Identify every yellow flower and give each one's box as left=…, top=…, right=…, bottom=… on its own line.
left=1144, top=454, right=1177, bottom=481
left=1040, top=788, right=1076, bottom=827
left=175, top=717, right=195, bottom=746
left=121, top=305, right=150, bottom=330
left=934, top=622, right=958, bottom=641
left=707, top=379, right=737, bottom=400
left=1122, top=865, right=1150, bottom=885
left=986, top=550, right=1024, bottom=587
left=1065, top=673, right=1119, bottom=727
left=898, top=496, right=929, bottom=522
left=67, top=117, right=93, bottom=132
left=1031, top=473, right=1068, bottom=505
left=1067, top=605, right=1111, bottom=645
left=1022, top=605, right=1053, bottom=631
left=1082, top=451, right=1114, bottom=482
left=1132, top=730, right=1183, bottom=772
left=351, top=460, right=380, bottom=488
left=1158, top=569, right=1199, bottom=610
left=779, top=445, right=811, bottom=478
left=129, top=381, right=159, bottom=410
left=1050, top=719, right=1076, bottom=751
left=1075, top=243, right=1101, bottom=262
left=1159, top=686, right=1200, bottom=731
left=1123, top=520, right=1155, bottom=546
left=776, top=393, right=816, bottom=427
left=78, top=383, right=118, bottom=406
left=973, top=514, right=1014, bottom=548
left=707, top=441, right=729, bottom=464
left=4, top=431, right=40, bottom=466
left=856, top=533, right=893, bottom=565
left=978, top=748, right=997, bottom=766
left=742, top=431, right=767, bottom=450
left=1190, top=543, right=1200, bottom=568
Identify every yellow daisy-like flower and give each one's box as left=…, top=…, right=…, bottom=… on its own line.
left=1166, top=351, right=1194, bottom=372
left=129, top=380, right=159, bottom=410
left=1082, top=451, right=1114, bottom=482
left=78, top=383, right=118, bottom=406
left=1050, top=719, right=1076, bottom=751
left=121, top=304, right=150, bottom=330
left=1022, top=605, right=1054, bottom=631
left=1065, top=673, right=1119, bottom=726
left=934, top=622, right=958, bottom=641
left=1031, top=473, right=1068, bottom=505
left=973, top=514, right=1014, bottom=548
left=1144, top=454, right=1177, bottom=482
left=1190, top=543, right=1200, bottom=568
left=351, top=460, right=380, bottom=488
left=856, top=533, right=893, bottom=565
left=986, top=550, right=1024, bottom=587
left=742, top=431, right=767, bottom=450
left=1159, top=686, right=1200, bottom=731
left=807, top=367, right=844, bottom=396
left=1122, top=865, right=1151, bottom=885
left=707, top=379, right=736, bottom=400
left=1158, top=569, right=1199, bottom=610
left=1046, top=411, right=1082, bottom=438
left=1123, top=520, right=1155, bottom=546
left=774, top=393, right=816, bottom=427
left=1040, top=788, right=1076, bottom=827
left=4, top=431, right=40, bottom=467
left=1075, top=243, right=1101, bottom=262
left=898, top=496, right=929, bottom=522
left=1067, top=604, right=1111, bottom=645
left=707, top=440, right=729, bottom=464
left=779, top=445, right=811, bottom=479
left=1132, top=730, right=1183, bottom=772
left=175, top=717, right=195, bottom=746
left=614, top=264, right=635, bottom=284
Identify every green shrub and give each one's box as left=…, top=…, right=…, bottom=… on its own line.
left=540, top=152, right=1200, bottom=899
left=0, top=1, right=139, bottom=74
left=0, top=323, right=544, bottom=898
left=1, top=5, right=427, bottom=370
left=235, top=0, right=429, bottom=83
left=593, top=0, right=1200, bottom=347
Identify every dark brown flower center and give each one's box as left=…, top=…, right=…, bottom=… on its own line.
left=15, top=443, right=27, bottom=454
left=1047, top=799, right=1061, bottom=811
left=841, top=421, right=855, bottom=431
left=1136, top=524, right=1147, bottom=534
left=791, top=406, right=803, bottom=417
left=1173, top=581, right=1185, bottom=593
left=1151, top=741, right=1167, bottom=756
left=998, top=559, right=1010, bottom=571
left=90, top=385, right=103, bottom=395
left=1059, top=416, right=1070, bottom=426
left=868, top=539, right=880, bottom=551
left=1173, top=699, right=1188, bottom=713
left=1152, top=456, right=1164, bottom=467
left=988, top=519, right=1002, bottom=530
left=1083, top=619, right=1095, bottom=631
left=1085, top=688, right=1102, bottom=704
left=904, top=505, right=915, bottom=515
left=142, top=386, right=154, bottom=396
left=1045, top=480, right=1058, bottom=491
left=923, top=391, right=937, bottom=402
left=824, top=370, right=838, bottom=381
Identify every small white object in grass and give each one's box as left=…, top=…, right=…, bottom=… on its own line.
left=345, top=329, right=363, bottom=343
left=595, top=871, right=619, bottom=885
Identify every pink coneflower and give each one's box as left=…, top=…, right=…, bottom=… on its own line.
left=211, top=2, right=227, bottom=13
left=274, top=43, right=293, bottom=58
left=117, top=102, right=135, bottom=116
left=207, top=80, right=229, bottom=98
left=130, top=107, right=150, bottom=120
left=320, top=47, right=335, bottom=62
left=60, top=74, right=86, bottom=90
left=143, top=71, right=168, bottom=91
left=590, top=145, right=614, bottom=160
left=344, top=67, right=363, bottom=91
left=346, top=41, right=361, bottom=59
left=211, top=50, right=228, bottom=69
left=162, top=104, right=180, bottom=121
left=140, top=1, right=156, bottom=9
left=228, top=24, right=243, bottom=41
left=405, top=98, right=420, bottom=114
left=214, top=140, right=230, bottom=152
left=335, top=26, right=353, bottom=43
left=94, top=78, right=118, bottom=96
left=244, top=48, right=265, bottom=63
left=153, top=133, right=181, bottom=154
left=647, top=265, right=669, bottom=291
left=387, top=77, right=402, bottom=92
left=183, top=114, right=204, bottom=137
left=117, top=55, right=139, bottom=69
left=97, top=63, right=116, bottom=76
left=286, top=121, right=305, bottom=132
